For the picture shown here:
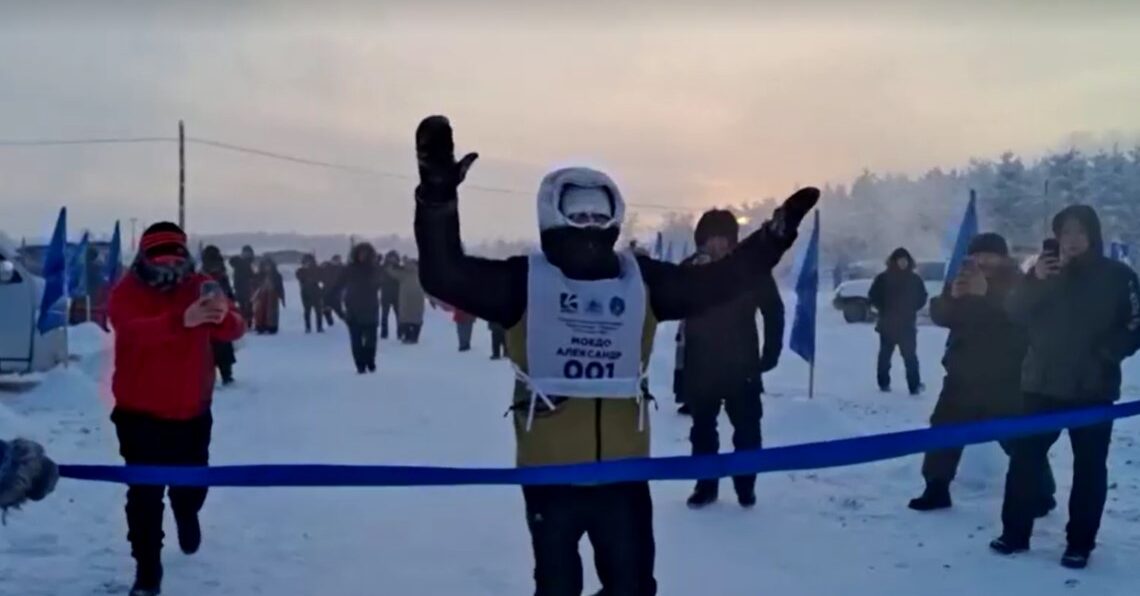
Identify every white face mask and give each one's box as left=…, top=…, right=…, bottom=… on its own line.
left=560, top=186, right=616, bottom=229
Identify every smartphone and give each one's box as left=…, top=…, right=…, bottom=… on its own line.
left=1042, top=239, right=1060, bottom=260
left=200, top=280, right=223, bottom=299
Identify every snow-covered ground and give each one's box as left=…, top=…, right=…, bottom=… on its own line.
left=2, top=288, right=1140, bottom=595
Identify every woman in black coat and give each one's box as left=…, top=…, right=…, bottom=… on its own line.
left=338, top=242, right=384, bottom=373
left=201, top=245, right=238, bottom=384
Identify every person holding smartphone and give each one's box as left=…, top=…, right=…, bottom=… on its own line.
left=992, top=205, right=1140, bottom=569
left=909, top=233, right=1053, bottom=513
left=108, top=223, right=245, bottom=596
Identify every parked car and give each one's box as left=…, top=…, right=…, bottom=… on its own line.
left=832, top=259, right=946, bottom=324
left=1, top=233, right=68, bottom=375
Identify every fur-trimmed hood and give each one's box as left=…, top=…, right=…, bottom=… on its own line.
left=536, top=167, right=626, bottom=232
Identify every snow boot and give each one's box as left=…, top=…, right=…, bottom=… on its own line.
left=1061, top=546, right=1091, bottom=569
left=367, top=362, right=377, bottom=373
left=687, top=482, right=719, bottom=509
left=989, top=536, right=1029, bottom=556
left=908, top=481, right=952, bottom=511
left=175, top=510, right=201, bottom=555
left=130, top=558, right=163, bottom=596
left=909, top=384, right=926, bottom=396
left=736, top=487, right=757, bottom=509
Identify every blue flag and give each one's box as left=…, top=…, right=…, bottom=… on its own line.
left=104, top=221, right=122, bottom=285
left=945, top=193, right=979, bottom=283
left=790, top=211, right=820, bottom=364
left=37, top=208, right=69, bottom=334
left=68, top=232, right=90, bottom=299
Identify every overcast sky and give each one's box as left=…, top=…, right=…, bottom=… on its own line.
left=2, top=1, right=1139, bottom=242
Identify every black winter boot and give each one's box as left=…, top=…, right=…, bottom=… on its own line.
left=989, top=536, right=1029, bottom=556
left=908, top=481, right=952, bottom=511
left=130, top=557, right=163, bottom=596
left=175, top=510, right=201, bottom=555
left=1061, top=546, right=1091, bottom=569
left=687, top=481, right=719, bottom=509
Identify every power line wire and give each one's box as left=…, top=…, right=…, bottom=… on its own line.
left=0, top=133, right=702, bottom=212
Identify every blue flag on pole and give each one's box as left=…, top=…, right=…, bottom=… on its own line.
left=790, top=211, right=820, bottom=364
left=37, top=208, right=69, bottom=334
left=104, top=221, right=122, bottom=285
left=945, top=193, right=979, bottom=283
left=68, top=232, right=90, bottom=299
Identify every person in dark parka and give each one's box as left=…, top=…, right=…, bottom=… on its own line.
left=321, top=255, right=346, bottom=326
left=869, top=247, right=928, bottom=394
left=991, top=205, right=1140, bottom=569
left=229, top=245, right=256, bottom=328
left=296, top=254, right=325, bottom=333
left=682, top=209, right=785, bottom=509
left=908, top=233, right=1054, bottom=512
left=339, top=242, right=384, bottom=373
left=379, top=250, right=402, bottom=339
left=201, top=245, right=238, bottom=385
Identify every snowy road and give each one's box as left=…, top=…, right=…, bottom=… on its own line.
left=2, top=292, right=1140, bottom=595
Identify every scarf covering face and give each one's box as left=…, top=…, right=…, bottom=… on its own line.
left=133, top=226, right=195, bottom=292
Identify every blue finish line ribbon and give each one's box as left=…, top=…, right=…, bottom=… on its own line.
left=59, top=400, right=1140, bottom=487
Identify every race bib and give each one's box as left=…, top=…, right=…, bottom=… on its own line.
left=525, top=251, right=646, bottom=398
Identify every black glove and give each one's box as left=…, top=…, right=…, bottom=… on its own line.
left=415, top=115, right=479, bottom=205
left=758, top=352, right=780, bottom=374
left=764, top=187, right=820, bottom=243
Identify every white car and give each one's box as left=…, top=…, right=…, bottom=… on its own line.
left=832, top=259, right=947, bottom=324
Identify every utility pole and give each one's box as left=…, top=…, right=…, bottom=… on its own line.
left=179, top=120, right=186, bottom=230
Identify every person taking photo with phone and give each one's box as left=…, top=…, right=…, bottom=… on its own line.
left=991, top=205, right=1140, bottom=570
left=108, top=222, right=245, bottom=596
left=909, top=233, right=1053, bottom=513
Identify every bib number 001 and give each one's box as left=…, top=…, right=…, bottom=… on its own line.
left=563, top=360, right=616, bottom=379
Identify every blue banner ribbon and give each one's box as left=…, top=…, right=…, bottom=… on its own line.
left=59, top=400, right=1140, bottom=487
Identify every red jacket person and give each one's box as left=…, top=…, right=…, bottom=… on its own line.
left=108, top=222, right=244, bottom=596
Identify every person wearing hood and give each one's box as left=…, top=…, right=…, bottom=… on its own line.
left=108, top=223, right=245, bottom=596
left=869, top=247, right=928, bottom=395
left=991, top=205, right=1140, bottom=569
left=321, top=254, right=346, bottom=326
left=339, top=242, right=384, bottom=373
left=379, top=250, right=402, bottom=339
left=201, top=245, right=238, bottom=385
left=229, top=245, right=257, bottom=328
left=681, top=209, right=784, bottom=509
left=297, top=253, right=325, bottom=333
left=413, top=116, right=817, bottom=596
left=908, top=233, right=1054, bottom=513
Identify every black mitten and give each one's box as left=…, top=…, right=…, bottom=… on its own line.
left=415, top=115, right=479, bottom=205
left=764, top=187, right=820, bottom=242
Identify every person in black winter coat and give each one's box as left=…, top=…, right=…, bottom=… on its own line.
left=229, top=245, right=256, bottom=328
left=338, top=243, right=384, bottom=373
left=991, top=205, right=1140, bottom=569
left=379, top=250, right=402, bottom=339
left=682, top=209, right=784, bottom=509
left=908, top=233, right=1054, bottom=513
left=296, top=254, right=325, bottom=333
left=321, top=255, right=346, bottom=326
left=869, top=247, right=928, bottom=394
left=201, top=246, right=238, bottom=385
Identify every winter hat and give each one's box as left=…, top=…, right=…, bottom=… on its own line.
left=133, top=222, right=194, bottom=290
left=139, top=222, right=188, bottom=258
left=694, top=209, right=740, bottom=247
left=967, top=233, right=1009, bottom=257
left=537, top=167, right=625, bottom=231
left=887, top=247, right=915, bottom=270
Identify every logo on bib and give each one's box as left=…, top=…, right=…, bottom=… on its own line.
left=609, top=296, right=626, bottom=317
left=560, top=293, right=579, bottom=314
left=585, top=298, right=604, bottom=315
